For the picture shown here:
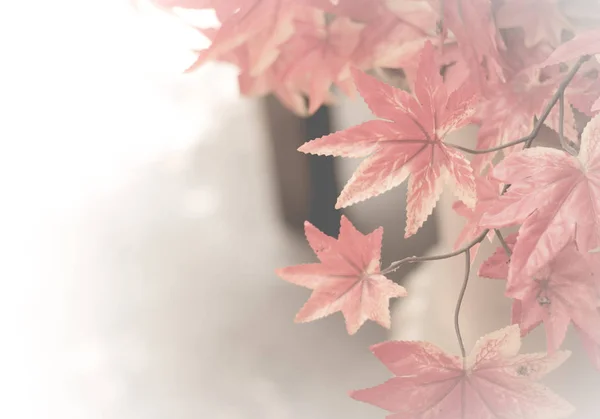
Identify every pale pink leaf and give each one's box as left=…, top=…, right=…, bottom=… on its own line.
left=276, top=216, right=406, bottom=335
left=480, top=117, right=600, bottom=278
left=542, top=28, right=600, bottom=67
left=496, top=0, right=571, bottom=48
left=298, top=42, right=477, bottom=237
left=351, top=325, right=574, bottom=419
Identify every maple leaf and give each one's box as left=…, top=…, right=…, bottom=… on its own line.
left=541, top=28, right=600, bottom=67
left=480, top=113, right=600, bottom=284
left=496, top=0, right=572, bottom=48
left=481, top=237, right=600, bottom=354
left=480, top=238, right=600, bottom=368
left=538, top=28, right=600, bottom=113
left=184, top=0, right=296, bottom=76
left=237, top=48, right=308, bottom=116
left=472, top=66, right=579, bottom=173
left=478, top=233, right=518, bottom=280
left=280, top=11, right=364, bottom=114
left=452, top=169, right=502, bottom=261
left=352, top=2, right=434, bottom=74
left=350, top=325, right=574, bottom=419
left=306, top=0, right=384, bottom=22
left=298, top=41, right=477, bottom=237
left=433, top=0, right=506, bottom=94
left=275, top=216, right=407, bottom=335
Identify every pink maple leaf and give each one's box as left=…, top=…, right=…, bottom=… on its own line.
left=496, top=0, right=572, bottom=48
left=306, top=0, right=384, bottom=22
left=237, top=47, right=308, bottom=116
left=480, top=113, right=600, bottom=284
left=280, top=10, right=364, bottom=115
left=434, top=0, right=506, bottom=94
left=275, top=216, right=407, bottom=335
left=351, top=325, right=574, bottom=419
left=351, top=2, right=434, bottom=75
left=452, top=169, right=502, bottom=260
left=184, top=0, right=296, bottom=76
left=478, top=233, right=518, bottom=280
left=480, top=238, right=600, bottom=364
left=541, top=27, right=600, bottom=67
left=298, top=41, right=477, bottom=237
left=473, top=66, right=579, bottom=173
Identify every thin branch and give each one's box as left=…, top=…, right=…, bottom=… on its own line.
left=494, top=229, right=512, bottom=257
left=558, top=92, right=578, bottom=156
left=448, top=136, right=531, bottom=155
left=526, top=56, right=589, bottom=147
left=446, top=55, right=590, bottom=155
left=455, top=252, right=470, bottom=360
left=380, top=230, right=487, bottom=275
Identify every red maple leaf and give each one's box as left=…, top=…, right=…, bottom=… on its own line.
left=480, top=113, right=600, bottom=282
left=496, top=0, right=572, bottom=48
left=481, top=237, right=600, bottom=355
left=298, top=41, right=477, bottom=237
left=351, top=325, right=574, bottom=419
left=275, top=216, right=406, bottom=335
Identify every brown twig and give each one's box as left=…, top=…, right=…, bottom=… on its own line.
left=380, top=230, right=488, bottom=275
left=455, top=252, right=470, bottom=360
left=558, top=92, right=579, bottom=156
left=495, top=229, right=512, bottom=257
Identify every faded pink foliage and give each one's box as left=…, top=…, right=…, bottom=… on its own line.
left=351, top=325, right=574, bottom=419
left=473, top=65, right=579, bottom=173
left=275, top=216, right=406, bottom=335
left=496, top=0, right=571, bottom=48
left=481, top=114, right=600, bottom=283
left=299, top=42, right=477, bottom=237
left=148, top=0, right=600, bottom=414
left=280, top=11, right=364, bottom=114
left=481, top=237, right=600, bottom=358
left=541, top=28, right=600, bottom=67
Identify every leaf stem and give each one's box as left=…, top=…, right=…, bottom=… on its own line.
left=381, top=230, right=487, bottom=275
left=448, top=136, right=531, bottom=155
left=455, top=252, right=470, bottom=360
left=494, top=229, right=512, bottom=257
left=558, top=92, right=579, bottom=156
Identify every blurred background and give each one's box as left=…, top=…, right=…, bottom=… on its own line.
left=0, top=1, right=598, bottom=418
left=0, top=1, right=435, bottom=418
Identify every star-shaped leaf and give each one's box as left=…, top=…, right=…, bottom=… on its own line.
left=275, top=216, right=406, bottom=335
left=351, top=325, right=574, bottom=419
left=480, top=113, right=600, bottom=283
left=299, top=41, right=477, bottom=237
left=480, top=238, right=600, bottom=363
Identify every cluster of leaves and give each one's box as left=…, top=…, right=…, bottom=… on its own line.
left=152, top=0, right=600, bottom=417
